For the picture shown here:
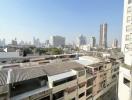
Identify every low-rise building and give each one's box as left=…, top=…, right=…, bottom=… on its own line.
left=0, top=55, right=119, bottom=100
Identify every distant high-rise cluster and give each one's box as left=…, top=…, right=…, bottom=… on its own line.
left=76, top=35, right=96, bottom=51
left=77, top=35, right=96, bottom=47
left=99, top=23, right=107, bottom=49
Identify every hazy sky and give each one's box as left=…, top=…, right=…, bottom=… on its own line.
left=0, top=0, right=123, bottom=45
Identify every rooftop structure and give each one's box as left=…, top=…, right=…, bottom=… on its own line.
left=0, top=55, right=119, bottom=100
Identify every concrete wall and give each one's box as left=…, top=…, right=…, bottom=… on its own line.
left=118, top=66, right=131, bottom=100
left=0, top=52, right=20, bottom=58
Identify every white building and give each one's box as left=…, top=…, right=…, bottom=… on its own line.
left=118, top=0, right=132, bottom=100
left=50, top=36, right=65, bottom=47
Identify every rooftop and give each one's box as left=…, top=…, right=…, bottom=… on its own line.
left=41, top=61, right=85, bottom=76
left=88, top=62, right=104, bottom=68
left=121, top=63, right=132, bottom=70
left=0, top=60, right=85, bottom=85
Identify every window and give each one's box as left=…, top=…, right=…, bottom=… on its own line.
left=70, top=98, right=75, bottom=100
left=79, top=92, right=85, bottom=98
left=112, top=74, right=116, bottom=79
left=126, top=25, right=132, bottom=32
left=40, top=96, right=50, bottom=100
left=128, top=0, right=132, bottom=4
left=99, top=66, right=103, bottom=71
left=128, top=7, right=132, bottom=12
left=53, top=90, right=64, bottom=100
left=87, top=78, right=93, bottom=87
left=126, top=34, right=129, bottom=40
left=79, top=82, right=86, bottom=88
left=125, top=44, right=129, bottom=49
left=125, top=43, right=132, bottom=50
left=78, top=71, right=85, bottom=77
left=65, top=86, right=77, bottom=93
left=127, top=16, right=132, bottom=23
left=53, top=75, right=77, bottom=87
left=86, top=68, right=93, bottom=74
left=123, top=78, right=130, bottom=87
left=9, top=76, right=47, bottom=97
left=86, top=88, right=92, bottom=96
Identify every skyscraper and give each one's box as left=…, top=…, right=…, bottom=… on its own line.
left=50, top=35, right=65, bottom=47
left=87, top=36, right=96, bottom=47
left=77, top=34, right=87, bottom=47
left=118, top=0, right=132, bottom=100
left=0, top=39, right=5, bottom=47
left=112, top=39, right=118, bottom=48
left=99, top=23, right=107, bottom=49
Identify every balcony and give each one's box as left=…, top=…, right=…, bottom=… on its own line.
left=0, top=86, right=8, bottom=95
left=86, top=88, right=92, bottom=97
left=87, top=78, right=93, bottom=88
left=65, top=85, right=77, bottom=93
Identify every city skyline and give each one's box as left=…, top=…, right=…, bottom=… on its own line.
left=0, top=0, right=123, bottom=45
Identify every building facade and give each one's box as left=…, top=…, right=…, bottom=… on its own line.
left=99, top=23, right=107, bottom=49
left=0, top=55, right=119, bottom=100
left=118, top=0, right=132, bottom=100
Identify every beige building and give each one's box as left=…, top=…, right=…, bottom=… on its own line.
left=0, top=55, right=119, bottom=100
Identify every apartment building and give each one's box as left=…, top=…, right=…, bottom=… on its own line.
left=77, top=56, right=119, bottom=100
left=118, top=0, right=132, bottom=100
left=0, top=55, right=119, bottom=100
left=0, top=63, right=52, bottom=100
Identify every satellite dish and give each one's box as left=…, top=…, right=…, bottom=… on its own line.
left=3, top=48, right=7, bottom=52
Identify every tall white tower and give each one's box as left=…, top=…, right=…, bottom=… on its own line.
left=118, top=0, right=132, bottom=100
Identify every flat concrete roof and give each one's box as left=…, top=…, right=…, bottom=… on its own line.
left=0, top=60, right=85, bottom=85
left=41, top=61, right=85, bottom=76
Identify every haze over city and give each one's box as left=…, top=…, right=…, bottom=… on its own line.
left=0, top=0, right=132, bottom=100
left=0, top=0, right=123, bottom=45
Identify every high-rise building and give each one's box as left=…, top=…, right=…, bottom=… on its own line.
left=50, top=35, right=65, bottom=47
left=0, top=39, right=6, bottom=47
left=11, top=38, right=17, bottom=45
left=77, top=34, right=87, bottom=47
left=118, top=0, right=132, bottom=100
left=99, top=23, right=107, bottom=49
left=87, top=36, right=96, bottom=47
left=112, top=39, right=118, bottom=48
